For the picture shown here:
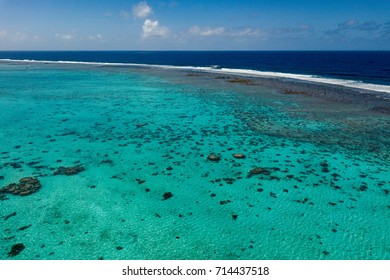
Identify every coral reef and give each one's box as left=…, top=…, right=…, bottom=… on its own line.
left=207, top=154, right=221, bottom=162
left=8, top=243, right=25, bottom=257
left=53, top=166, right=85, bottom=176
left=0, top=177, right=41, bottom=196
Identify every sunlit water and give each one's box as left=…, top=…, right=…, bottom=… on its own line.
left=1, top=62, right=389, bottom=259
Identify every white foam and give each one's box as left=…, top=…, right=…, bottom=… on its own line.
left=1, top=58, right=390, bottom=94
left=213, top=68, right=390, bottom=94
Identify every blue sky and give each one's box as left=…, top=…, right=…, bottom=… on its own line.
left=0, top=0, right=389, bottom=50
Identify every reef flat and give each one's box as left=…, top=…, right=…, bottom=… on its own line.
left=1, top=61, right=389, bottom=259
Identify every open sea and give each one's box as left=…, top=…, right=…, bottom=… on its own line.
left=0, top=51, right=389, bottom=260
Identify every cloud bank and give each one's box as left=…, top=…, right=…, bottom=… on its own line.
left=142, top=19, right=170, bottom=38
left=188, top=25, right=262, bottom=38
left=189, top=26, right=225, bottom=36
left=132, top=1, right=152, bottom=18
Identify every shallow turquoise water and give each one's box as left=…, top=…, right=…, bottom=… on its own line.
left=0, top=62, right=389, bottom=259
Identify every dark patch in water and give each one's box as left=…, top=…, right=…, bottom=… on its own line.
left=53, top=166, right=85, bottom=176
left=220, top=200, right=231, bottom=205
left=3, top=212, right=16, bottom=221
left=100, top=159, right=114, bottom=165
left=371, top=106, right=390, bottom=114
left=2, top=162, right=23, bottom=169
left=8, top=243, right=25, bottom=257
left=1, top=177, right=41, bottom=196
left=136, top=179, right=146, bottom=185
left=18, top=224, right=32, bottom=231
left=162, top=192, right=173, bottom=200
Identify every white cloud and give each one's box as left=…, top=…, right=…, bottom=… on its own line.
left=0, top=30, right=43, bottom=42
left=233, top=28, right=262, bottom=37
left=189, top=26, right=263, bottom=38
left=142, top=19, right=170, bottom=38
left=55, top=33, right=76, bottom=40
left=88, top=34, right=103, bottom=41
left=0, top=30, right=7, bottom=38
left=132, top=1, right=152, bottom=18
left=189, top=26, right=225, bottom=36
left=55, top=32, right=104, bottom=42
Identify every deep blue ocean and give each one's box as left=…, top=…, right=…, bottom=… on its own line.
left=0, top=51, right=390, bottom=86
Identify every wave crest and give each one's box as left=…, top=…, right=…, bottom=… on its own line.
left=1, top=58, right=390, bottom=94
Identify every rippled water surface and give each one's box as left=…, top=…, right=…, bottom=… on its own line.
left=1, top=62, right=389, bottom=259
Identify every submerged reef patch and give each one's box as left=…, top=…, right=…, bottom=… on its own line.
left=162, top=192, right=173, bottom=201
left=207, top=154, right=221, bottom=162
left=53, top=166, right=85, bottom=176
left=0, top=177, right=41, bottom=196
left=247, top=167, right=270, bottom=177
left=7, top=243, right=25, bottom=257
left=232, top=153, right=246, bottom=159
left=371, top=106, right=390, bottom=115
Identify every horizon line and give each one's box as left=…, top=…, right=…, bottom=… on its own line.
left=1, top=49, right=389, bottom=52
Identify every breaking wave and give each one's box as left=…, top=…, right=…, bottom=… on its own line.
left=1, top=58, right=390, bottom=94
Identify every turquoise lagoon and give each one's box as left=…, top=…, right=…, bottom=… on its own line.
left=0, top=61, right=389, bottom=259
